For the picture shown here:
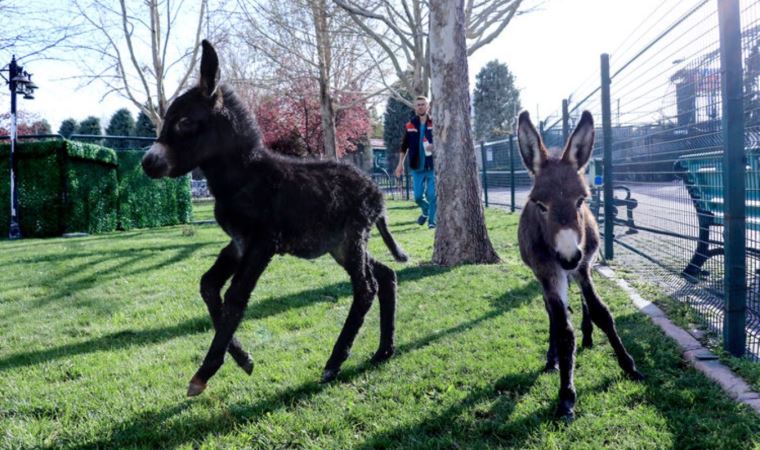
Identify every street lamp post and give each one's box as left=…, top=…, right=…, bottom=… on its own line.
left=2, top=55, right=38, bottom=239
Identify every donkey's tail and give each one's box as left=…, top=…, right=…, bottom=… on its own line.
left=376, top=215, right=409, bottom=262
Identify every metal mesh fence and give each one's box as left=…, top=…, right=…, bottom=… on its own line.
left=479, top=0, right=760, bottom=359
left=740, top=0, right=760, bottom=355
left=478, top=138, right=529, bottom=210
left=603, top=0, right=730, bottom=352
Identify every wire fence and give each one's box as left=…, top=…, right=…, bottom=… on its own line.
left=477, top=0, right=759, bottom=360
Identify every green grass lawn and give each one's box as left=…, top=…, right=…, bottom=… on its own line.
left=1, top=201, right=760, bottom=449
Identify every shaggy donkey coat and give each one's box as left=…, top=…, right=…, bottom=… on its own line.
left=142, top=40, right=408, bottom=396
left=517, top=110, right=643, bottom=421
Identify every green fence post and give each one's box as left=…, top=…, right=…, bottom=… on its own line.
left=509, top=135, right=516, bottom=213
left=480, top=141, right=489, bottom=208
left=562, top=99, right=570, bottom=144
left=601, top=53, right=614, bottom=260
left=718, top=0, right=746, bottom=357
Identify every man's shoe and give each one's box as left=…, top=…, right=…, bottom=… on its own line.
left=417, top=215, right=428, bottom=225
left=428, top=224, right=436, bottom=229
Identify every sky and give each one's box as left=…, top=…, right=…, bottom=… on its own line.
left=3, top=0, right=671, bottom=133
left=468, top=0, right=670, bottom=121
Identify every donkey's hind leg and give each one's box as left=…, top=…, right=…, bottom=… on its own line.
left=576, top=267, right=643, bottom=380
left=543, top=304, right=558, bottom=373
left=322, top=236, right=378, bottom=383
left=580, top=294, right=594, bottom=349
left=369, top=258, right=397, bottom=364
left=200, top=242, right=254, bottom=374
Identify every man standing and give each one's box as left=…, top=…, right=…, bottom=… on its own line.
left=395, top=96, right=436, bottom=229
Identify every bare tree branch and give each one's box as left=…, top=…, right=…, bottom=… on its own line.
left=335, top=0, right=527, bottom=96
left=58, top=0, right=212, bottom=130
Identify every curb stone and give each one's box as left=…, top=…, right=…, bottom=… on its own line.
left=595, top=265, right=760, bottom=416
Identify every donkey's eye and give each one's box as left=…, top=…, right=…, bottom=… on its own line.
left=174, top=118, right=196, bottom=135
left=533, top=200, right=548, bottom=213
left=576, top=197, right=586, bottom=208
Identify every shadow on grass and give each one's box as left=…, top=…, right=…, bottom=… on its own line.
left=611, top=312, right=760, bottom=449
left=357, top=370, right=550, bottom=449
left=0, top=230, right=149, bottom=251
left=55, top=280, right=542, bottom=450
left=387, top=203, right=419, bottom=211
left=0, top=265, right=458, bottom=373
left=359, top=308, right=760, bottom=449
left=0, top=241, right=217, bottom=324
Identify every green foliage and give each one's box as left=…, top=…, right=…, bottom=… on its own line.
left=0, top=141, right=191, bottom=237
left=105, top=108, right=136, bottom=150
left=116, top=150, right=192, bottom=230
left=0, top=141, right=190, bottom=238
left=0, top=140, right=62, bottom=236
left=76, top=116, right=103, bottom=145
left=0, top=140, right=118, bottom=237
left=64, top=141, right=118, bottom=234
left=473, top=60, right=521, bottom=141
left=58, top=118, right=77, bottom=138
left=134, top=110, right=157, bottom=138
left=382, top=91, right=413, bottom=170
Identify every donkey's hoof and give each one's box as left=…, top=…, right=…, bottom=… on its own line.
left=241, top=359, right=254, bottom=375
left=581, top=338, right=593, bottom=349
left=371, top=347, right=395, bottom=364
left=187, top=376, right=207, bottom=397
left=543, top=362, right=559, bottom=373
left=321, top=369, right=340, bottom=384
left=627, top=369, right=645, bottom=382
left=555, top=401, right=575, bottom=423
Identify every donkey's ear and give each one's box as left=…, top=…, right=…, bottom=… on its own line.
left=517, top=111, right=547, bottom=175
left=199, top=40, right=220, bottom=97
left=562, top=111, right=595, bottom=171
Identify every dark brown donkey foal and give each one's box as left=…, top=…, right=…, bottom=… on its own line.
left=142, top=41, right=408, bottom=396
left=517, top=111, right=643, bottom=421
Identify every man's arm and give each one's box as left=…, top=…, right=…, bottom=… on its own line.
left=395, top=130, right=409, bottom=178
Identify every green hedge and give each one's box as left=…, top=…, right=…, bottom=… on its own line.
left=66, top=140, right=119, bottom=234
left=0, top=140, right=118, bottom=237
left=116, top=150, right=192, bottom=230
left=0, top=140, right=192, bottom=238
left=0, top=141, right=61, bottom=236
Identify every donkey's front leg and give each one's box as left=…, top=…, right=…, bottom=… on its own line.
left=576, top=267, right=643, bottom=381
left=540, top=275, right=577, bottom=421
left=200, top=242, right=254, bottom=374
left=188, top=245, right=273, bottom=397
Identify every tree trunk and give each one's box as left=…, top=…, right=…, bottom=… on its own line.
left=311, top=0, right=338, bottom=159
left=429, top=0, right=499, bottom=266
left=319, top=79, right=338, bottom=159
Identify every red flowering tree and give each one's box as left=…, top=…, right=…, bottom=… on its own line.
left=0, top=112, right=52, bottom=136
left=247, top=85, right=371, bottom=159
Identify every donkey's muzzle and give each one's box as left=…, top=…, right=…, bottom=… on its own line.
left=558, top=250, right=583, bottom=271
left=142, top=144, right=169, bottom=179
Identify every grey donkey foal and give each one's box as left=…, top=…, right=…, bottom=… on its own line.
left=517, top=110, right=644, bottom=421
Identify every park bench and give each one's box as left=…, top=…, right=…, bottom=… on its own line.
left=588, top=158, right=640, bottom=235
left=674, top=150, right=760, bottom=278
